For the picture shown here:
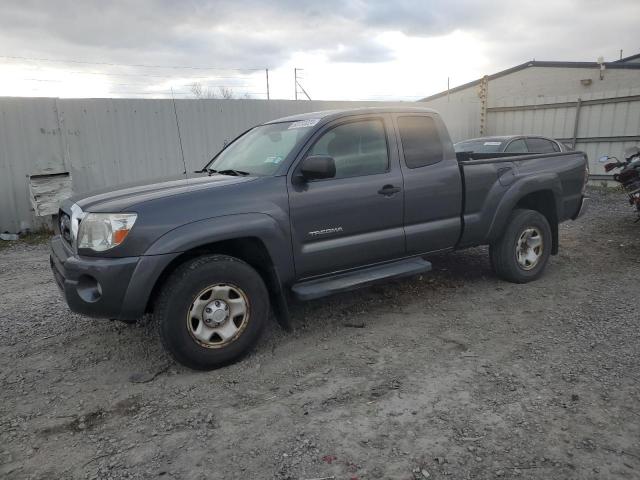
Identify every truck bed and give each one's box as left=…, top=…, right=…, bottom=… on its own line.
left=456, top=150, right=588, bottom=248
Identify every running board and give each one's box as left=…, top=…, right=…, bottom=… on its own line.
left=291, top=258, right=432, bottom=301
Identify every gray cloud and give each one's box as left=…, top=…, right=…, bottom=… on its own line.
left=327, top=38, right=396, bottom=63
left=0, top=0, right=638, bottom=96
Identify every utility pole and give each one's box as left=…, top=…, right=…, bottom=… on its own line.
left=265, top=68, right=270, bottom=100
left=294, top=68, right=311, bottom=101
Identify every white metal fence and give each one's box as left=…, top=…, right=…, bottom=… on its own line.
left=4, top=91, right=632, bottom=233
left=1, top=97, right=480, bottom=233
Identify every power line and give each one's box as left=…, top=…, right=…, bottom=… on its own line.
left=89, top=91, right=268, bottom=96
left=16, top=78, right=254, bottom=88
left=9, top=68, right=260, bottom=81
left=0, top=54, right=263, bottom=71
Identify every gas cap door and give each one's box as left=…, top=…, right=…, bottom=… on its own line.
left=497, top=163, right=516, bottom=186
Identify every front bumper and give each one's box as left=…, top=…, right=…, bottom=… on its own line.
left=50, top=236, right=179, bottom=320
left=572, top=196, right=589, bottom=220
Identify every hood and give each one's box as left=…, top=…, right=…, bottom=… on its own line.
left=67, top=173, right=257, bottom=213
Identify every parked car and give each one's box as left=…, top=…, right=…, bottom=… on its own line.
left=455, top=135, right=568, bottom=154
left=50, top=107, right=589, bottom=369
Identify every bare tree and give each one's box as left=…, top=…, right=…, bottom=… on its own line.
left=191, top=83, right=240, bottom=99
left=218, top=87, right=234, bottom=99
left=190, top=83, right=217, bottom=99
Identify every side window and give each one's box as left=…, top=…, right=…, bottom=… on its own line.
left=504, top=139, right=528, bottom=153
left=308, top=119, right=388, bottom=179
left=526, top=138, right=557, bottom=153
left=397, top=116, right=444, bottom=168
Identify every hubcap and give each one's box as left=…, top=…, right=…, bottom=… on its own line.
left=203, top=300, right=229, bottom=327
left=186, top=284, right=249, bottom=348
left=516, top=227, right=543, bottom=270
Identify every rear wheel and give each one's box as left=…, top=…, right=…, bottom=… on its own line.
left=490, top=209, right=552, bottom=283
left=155, top=255, right=269, bottom=370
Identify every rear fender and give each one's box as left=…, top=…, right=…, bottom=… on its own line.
left=486, top=174, right=562, bottom=242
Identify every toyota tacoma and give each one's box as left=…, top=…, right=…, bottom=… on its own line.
left=50, top=107, right=589, bottom=369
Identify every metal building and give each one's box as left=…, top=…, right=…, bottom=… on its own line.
left=420, top=53, right=640, bottom=179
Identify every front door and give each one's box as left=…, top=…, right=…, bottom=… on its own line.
left=288, top=115, right=405, bottom=279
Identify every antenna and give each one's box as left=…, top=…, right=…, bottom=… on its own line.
left=171, top=87, right=188, bottom=176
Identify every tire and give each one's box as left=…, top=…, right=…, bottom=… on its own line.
left=155, top=254, right=269, bottom=370
left=489, top=209, right=552, bottom=284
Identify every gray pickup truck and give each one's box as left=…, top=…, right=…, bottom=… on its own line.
left=50, top=107, right=589, bottom=369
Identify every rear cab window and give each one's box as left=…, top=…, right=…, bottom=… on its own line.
left=525, top=138, right=557, bottom=153
left=504, top=139, right=528, bottom=153
left=397, top=116, right=444, bottom=168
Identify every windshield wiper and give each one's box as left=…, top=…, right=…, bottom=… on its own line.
left=195, top=167, right=251, bottom=176
left=214, top=169, right=251, bottom=176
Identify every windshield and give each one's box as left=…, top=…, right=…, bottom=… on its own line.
left=454, top=139, right=505, bottom=153
left=205, top=121, right=315, bottom=176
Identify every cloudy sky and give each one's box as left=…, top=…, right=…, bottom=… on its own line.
left=0, top=0, right=638, bottom=101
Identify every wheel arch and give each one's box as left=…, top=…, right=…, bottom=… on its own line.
left=487, top=174, right=562, bottom=254
left=145, top=236, right=280, bottom=312
left=138, top=213, right=293, bottom=329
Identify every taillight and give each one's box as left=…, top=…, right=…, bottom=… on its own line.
left=605, top=162, right=618, bottom=172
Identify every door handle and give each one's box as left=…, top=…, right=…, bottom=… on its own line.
left=378, top=184, right=401, bottom=196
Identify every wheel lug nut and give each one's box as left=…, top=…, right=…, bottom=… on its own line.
left=205, top=307, right=212, bottom=313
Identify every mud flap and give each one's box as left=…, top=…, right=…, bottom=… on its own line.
left=267, top=265, right=292, bottom=331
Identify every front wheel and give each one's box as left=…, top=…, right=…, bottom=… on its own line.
left=489, top=209, right=552, bottom=283
left=155, top=255, right=269, bottom=370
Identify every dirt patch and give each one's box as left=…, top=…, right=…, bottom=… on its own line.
left=1, top=188, right=639, bottom=479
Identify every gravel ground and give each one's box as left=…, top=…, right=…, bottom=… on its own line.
left=1, top=188, right=639, bottom=480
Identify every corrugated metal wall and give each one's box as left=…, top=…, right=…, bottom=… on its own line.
left=3, top=97, right=467, bottom=233
left=4, top=88, right=635, bottom=232
left=419, top=96, right=481, bottom=142
left=422, top=66, right=640, bottom=180
left=487, top=86, right=640, bottom=177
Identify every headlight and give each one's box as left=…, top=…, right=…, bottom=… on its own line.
left=77, top=213, right=137, bottom=252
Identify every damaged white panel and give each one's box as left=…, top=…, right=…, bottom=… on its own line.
left=28, top=172, right=73, bottom=216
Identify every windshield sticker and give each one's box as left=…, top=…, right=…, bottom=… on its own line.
left=484, top=141, right=502, bottom=145
left=264, top=155, right=283, bottom=164
left=288, top=119, right=320, bottom=129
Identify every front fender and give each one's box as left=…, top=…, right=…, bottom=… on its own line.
left=486, top=173, right=563, bottom=242
left=144, top=213, right=295, bottom=283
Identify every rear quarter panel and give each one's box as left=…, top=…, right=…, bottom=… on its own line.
left=459, top=151, right=587, bottom=247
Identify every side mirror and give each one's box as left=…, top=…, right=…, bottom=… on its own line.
left=598, top=155, right=610, bottom=163
left=299, top=155, right=336, bottom=180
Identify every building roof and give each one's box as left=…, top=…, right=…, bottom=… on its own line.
left=615, top=52, right=640, bottom=63
left=419, top=55, right=640, bottom=102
